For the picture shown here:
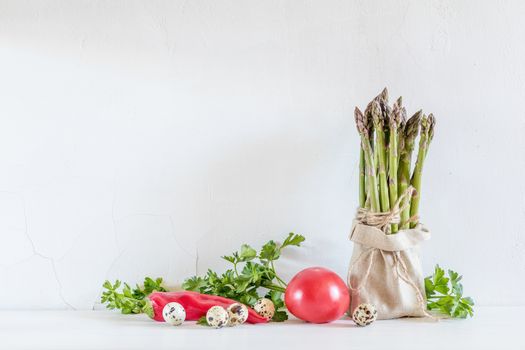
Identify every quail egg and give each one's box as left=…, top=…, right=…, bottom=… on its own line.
left=253, top=298, right=275, bottom=320
left=206, top=306, right=229, bottom=329
left=162, top=302, right=186, bottom=326
left=227, top=303, right=249, bottom=326
left=352, top=303, right=377, bottom=326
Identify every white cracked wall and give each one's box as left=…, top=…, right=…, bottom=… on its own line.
left=0, top=0, right=524, bottom=309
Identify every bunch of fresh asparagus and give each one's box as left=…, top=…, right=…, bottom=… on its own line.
left=355, top=88, right=435, bottom=233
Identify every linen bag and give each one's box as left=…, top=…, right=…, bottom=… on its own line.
left=347, top=221, right=431, bottom=319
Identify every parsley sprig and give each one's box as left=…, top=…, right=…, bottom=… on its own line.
left=100, top=233, right=305, bottom=322
left=425, top=265, right=474, bottom=318
left=182, top=232, right=305, bottom=322
left=101, top=277, right=167, bottom=314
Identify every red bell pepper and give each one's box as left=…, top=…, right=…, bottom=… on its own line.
left=145, top=291, right=268, bottom=324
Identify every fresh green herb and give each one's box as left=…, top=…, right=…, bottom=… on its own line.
left=196, top=316, right=210, bottom=326
left=182, top=232, right=305, bottom=322
left=266, top=290, right=288, bottom=322
left=100, top=234, right=305, bottom=322
left=101, top=277, right=167, bottom=314
left=425, top=265, right=474, bottom=318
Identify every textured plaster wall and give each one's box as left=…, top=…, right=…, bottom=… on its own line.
left=0, top=0, right=524, bottom=309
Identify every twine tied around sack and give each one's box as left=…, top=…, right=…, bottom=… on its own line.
left=355, top=186, right=417, bottom=233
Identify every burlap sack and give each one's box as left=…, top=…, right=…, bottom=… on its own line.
left=347, top=221, right=431, bottom=319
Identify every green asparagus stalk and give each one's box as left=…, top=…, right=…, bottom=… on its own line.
left=409, top=113, right=435, bottom=228
left=398, top=110, right=422, bottom=229
left=378, top=90, right=392, bottom=163
left=368, top=99, right=390, bottom=213
left=355, top=107, right=380, bottom=212
left=355, top=88, right=435, bottom=233
left=397, top=97, right=406, bottom=151
left=359, top=148, right=366, bottom=208
left=427, top=113, right=436, bottom=146
left=359, top=108, right=376, bottom=209
left=388, top=97, right=406, bottom=233
left=365, top=109, right=376, bottom=210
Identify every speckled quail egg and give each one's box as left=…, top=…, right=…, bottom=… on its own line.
left=352, top=303, right=377, bottom=326
left=253, top=298, right=275, bottom=320
left=206, top=306, right=230, bottom=329
left=226, top=303, right=249, bottom=326
left=162, top=302, right=186, bottom=326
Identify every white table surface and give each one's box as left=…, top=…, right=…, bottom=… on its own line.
left=0, top=307, right=520, bottom=350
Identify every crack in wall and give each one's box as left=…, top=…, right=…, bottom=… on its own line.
left=111, top=212, right=195, bottom=259
left=89, top=177, right=122, bottom=311
left=93, top=177, right=199, bottom=309
left=16, top=191, right=76, bottom=310
left=94, top=199, right=198, bottom=308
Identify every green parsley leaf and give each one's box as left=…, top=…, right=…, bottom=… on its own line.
left=281, top=233, right=305, bottom=248
left=196, top=316, right=210, bottom=326
left=259, top=240, right=279, bottom=261
left=240, top=244, right=257, bottom=261
left=272, top=310, right=289, bottom=322
left=222, top=255, right=236, bottom=264
left=100, top=276, right=167, bottom=314
left=266, top=290, right=285, bottom=309
left=425, top=265, right=474, bottom=318
left=182, top=276, right=206, bottom=292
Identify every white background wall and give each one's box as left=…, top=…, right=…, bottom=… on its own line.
left=0, top=0, right=523, bottom=310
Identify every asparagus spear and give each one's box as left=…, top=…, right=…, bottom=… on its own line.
left=359, top=148, right=366, bottom=208
left=368, top=99, right=390, bottom=213
left=398, top=110, right=422, bottom=229
left=379, top=87, right=389, bottom=102
left=388, top=97, right=406, bottom=233
left=409, top=113, right=435, bottom=228
left=397, top=96, right=406, bottom=152
left=378, top=89, right=392, bottom=163
left=359, top=107, right=376, bottom=208
left=427, top=113, right=436, bottom=147
left=355, top=107, right=380, bottom=212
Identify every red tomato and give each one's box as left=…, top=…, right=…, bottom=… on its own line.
left=285, top=267, right=349, bottom=323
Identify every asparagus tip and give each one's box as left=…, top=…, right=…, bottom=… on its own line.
left=380, top=87, right=389, bottom=102
left=404, top=110, right=422, bottom=144
left=354, top=107, right=368, bottom=135
left=392, top=99, right=407, bottom=127
left=370, top=100, right=383, bottom=126
left=427, top=113, right=436, bottom=141
left=420, top=113, right=429, bottom=131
